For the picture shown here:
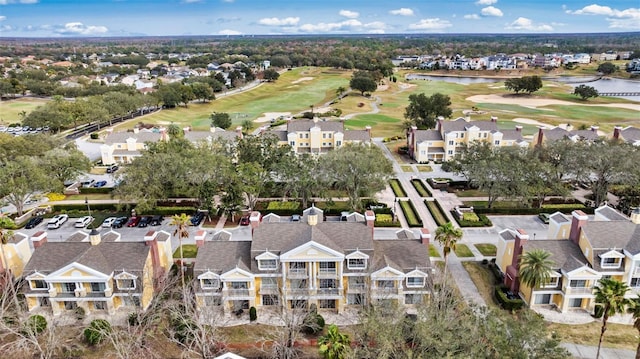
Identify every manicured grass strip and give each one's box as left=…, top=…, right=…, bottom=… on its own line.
left=425, top=199, right=449, bottom=226
left=454, top=244, right=474, bottom=257
left=399, top=200, right=422, bottom=227
left=462, top=262, right=499, bottom=308
left=173, top=244, right=198, bottom=259
left=454, top=189, right=488, bottom=197
left=416, top=165, right=432, bottom=172
left=389, top=179, right=407, bottom=197
left=429, top=244, right=440, bottom=258
left=400, top=165, right=413, bottom=172
left=475, top=243, right=497, bottom=256
left=411, top=179, right=432, bottom=197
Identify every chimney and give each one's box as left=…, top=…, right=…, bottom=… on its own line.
left=133, top=127, right=139, bottom=134
left=569, top=210, right=588, bottom=245
left=183, top=126, right=190, bottom=133
left=249, top=211, right=261, bottom=232
left=89, top=228, right=101, bottom=246
left=420, top=228, right=431, bottom=247
left=465, top=114, right=471, bottom=122
left=365, top=210, right=375, bottom=230
left=566, top=124, right=573, bottom=132
left=195, top=230, right=207, bottom=247
left=210, top=126, right=217, bottom=133
left=490, top=116, right=498, bottom=123
left=536, top=126, right=545, bottom=147
left=515, top=125, right=522, bottom=132
left=590, top=125, right=599, bottom=133
left=31, top=231, right=48, bottom=249
left=613, top=126, right=622, bottom=139
left=307, top=207, right=318, bottom=226
left=365, top=126, right=371, bottom=140
left=630, top=208, right=640, bottom=225
left=236, top=126, right=243, bottom=139
left=144, top=231, right=162, bottom=284
left=511, top=229, right=529, bottom=269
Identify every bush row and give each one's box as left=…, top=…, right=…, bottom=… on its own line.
left=473, top=206, right=594, bottom=215
left=453, top=212, right=493, bottom=227
left=494, top=285, right=525, bottom=311
left=411, top=179, right=432, bottom=197
left=400, top=200, right=422, bottom=227
left=79, top=187, right=113, bottom=194
left=425, top=200, right=448, bottom=226
left=389, top=179, right=407, bottom=197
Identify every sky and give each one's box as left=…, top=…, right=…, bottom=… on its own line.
left=0, top=0, right=638, bottom=37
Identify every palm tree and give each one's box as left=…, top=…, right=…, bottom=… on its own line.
left=434, top=222, right=463, bottom=280
left=170, top=213, right=191, bottom=306
left=518, top=249, right=554, bottom=290
left=626, top=294, right=640, bottom=359
left=594, top=278, right=630, bottom=359
left=318, top=324, right=351, bottom=359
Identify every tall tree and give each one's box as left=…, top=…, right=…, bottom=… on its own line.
left=518, top=249, right=554, bottom=290
left=594, top=278, right=630, bottom=359
left=318, top=324, right=351, bottom=359
left=434, top=222, right=463, bottom=280
left=404, top=93, right=452, bottom=129
left=626, top=294, right=640, bottom=359
left=573, top=84, right=599, bottom=100
left=349, top=74, right=377, bottom=95
left=0, top=157, right=49, bottom=216
left=190, top=82, right=214, bottom=103
left=170, top=213, right=191, bottom=307
left=582, top=140, right=638, bottom=207
left=505, top=75, right=543, bottom=94
left=210, top=112, right=232, bottom=129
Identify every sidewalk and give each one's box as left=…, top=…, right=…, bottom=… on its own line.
left=561, top=343, right=635, bottom=359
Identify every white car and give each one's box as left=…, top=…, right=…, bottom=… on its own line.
left=47, top=214, right=69, bottom=229
left=101, top=217, right=117, bottom=228
left=74, top=216, right=94, bottom=228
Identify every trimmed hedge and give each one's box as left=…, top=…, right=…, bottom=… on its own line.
left=374, top=213, right=400, bottom=227
left=474, top=206, right=594, bottom=215
left=454, top=212, right=493, bottom=227
left=79, top=187, right=113, bottom=194
left=494, top=285, right=525, bottom=311
left=266, top=201, right=300, bottom=211
left=411, top=179, right=432, bottom=197
left=400, top=200, right=422, bottom=227
left=389, top=179, right=407, bottom=197
left=425, top=200, right=448, bottom=226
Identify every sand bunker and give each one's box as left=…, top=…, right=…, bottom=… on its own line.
left=255, top=112, right=291, bottom=123
left=467, top=94, right=640, bottom=111
left=512, top=118, right=553, bottom=129
left=291, top=77, right=313, bottom=84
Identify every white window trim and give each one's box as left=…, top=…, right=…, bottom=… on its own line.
left=600, top=257, right=621, bottom=269
left=29, top=279, right=48, bottom=291
left=116, top=278, right=136, bottom=290
left=543, top=277, right=559, bottom=288
left=347, top=258, right=367, bottom=270
left=201, top=278, right=220, bottom=290
left=258, top=259, right=278, bottom=271
left=406, top=277, right=425, bottom=288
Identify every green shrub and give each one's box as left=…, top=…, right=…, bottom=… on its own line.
left=494, top=285, right=525, bottom=311
left=90, top=133, right=99, bottom=139
left=462, top=212, right=480, bottom=222
left=74, top=307, right=86, bottom=321
left=374, top=213, right=400, bottom=227
left=25, top=315, right=47, bottom=335
left=411, top=179, right=432, bottom=197
left=84, top=319, right=111, bottom=345
left=249, top=306, right=257, bottom=322
left=266, top=201, right=300, bottom=211
left=474, top=206, right=593, bottom=215
left=455, top=213, right=493, bottom=227
left=389, top=179, right=407, bottom=197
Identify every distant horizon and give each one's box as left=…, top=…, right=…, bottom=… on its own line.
left=0, top=0, right=638, bottom=38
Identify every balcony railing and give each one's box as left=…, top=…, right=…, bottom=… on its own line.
left=288, top=269, right=308, bottom=278
left=223, top=289, right=254, bottom=298
left=286, top=288, right=310, bottom=296
left=565, top=286, right=594, bottom=295
left=316, top=288, right=341, bottom=296
left=55, top=291, right=76, bottom=298
left=634, top=268, right=640, bottom=276
left=347, top=283, right=366, bottom=293
left=317, top=269, right=338, bottom=278
left=373, top=287, right=399, bottom=295
left=259, top=285, right=279, bottom=294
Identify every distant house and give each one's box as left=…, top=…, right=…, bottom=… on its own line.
left=406, top=117, right=527, bottom=163
left=22, top=230, right=173, bottom=316
left=613, top=126, right=640, bottom=146
left=268, top=119, right=371, bottom=155
left=533, top=125, right=601, bottom=147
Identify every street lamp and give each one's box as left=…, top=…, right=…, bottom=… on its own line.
left=85, top=196, right=91, bottom=218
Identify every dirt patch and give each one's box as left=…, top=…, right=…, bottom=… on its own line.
left=398, top=82, right=417, bottom=90
left=291, top=77, right=313, bottom=84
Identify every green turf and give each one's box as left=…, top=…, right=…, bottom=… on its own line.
left=454, top=244, right=474, bottom=257
left=475, top=243, right=497, bottom=256
left=0, top=98, right=49, bottom=124
left=173, top=244, right=198, bottom=259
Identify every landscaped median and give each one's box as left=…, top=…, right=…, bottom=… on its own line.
left=411, top=179, right=432, bottom=197
left=424, top=199, right=448, bottom=226
left=389, top=179, right=407, bottom=197
left=399, top=199, right=422, bottom=227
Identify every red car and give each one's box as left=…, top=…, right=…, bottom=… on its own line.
left=240, top=215, right=250, bottom=226
left=126, top=216, right=141, bottom=227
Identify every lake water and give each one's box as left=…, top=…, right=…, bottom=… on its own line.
left=405, top=74, right=640, bottom=102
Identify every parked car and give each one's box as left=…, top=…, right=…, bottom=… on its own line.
left=25, top=216, right=43, bottom=229
left=106, top=164, right=119, bottom=173
left=112, top=216, right=128, bottom=228
left=75, top=216, right=94, bottom=228
left=150, top=215, right=163, bottom=226
left=93, top=180, right=107, bottom=188
left=126, top=216, right=141, bottom=227
left=47, top=214, right=69, bottom=229
left=190, top=211, right=205, bottom=226
left=101, top=217, right=117, bottom=228
left=291, top=214, right=301, bottom=222
left=538, top=213, right=550, bottom=224
left=138, top=216, right=152, bottom=228
left=239, top=215, right=250, bottom=226
left=81, top=179, right=95, bottom=188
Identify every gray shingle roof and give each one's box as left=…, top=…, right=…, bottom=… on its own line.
left=343, top=130, right=371, bottom=142
left=582, top=221, right=640, bottom=253
left=194, top=241, right=252, bottom=275
left=185, top=130, right=240, bottom=143
left=104, top=131, right=162, bottom=145
left=269, top=130, right=288, bottom=141
left=500, top=129, right=524, bottom=141
left=372, top=240, right=430, bottom=273
left=287, top=119, right=344, bottom=133
left=414, top=129, right=443, bottom=142
left=621, top=126, right=640, bottom=143
left=595, top=205, right=628, bottom=221
left=525, top=240, right=588, bottom=273
left=440, top=118, right=498, bottom=133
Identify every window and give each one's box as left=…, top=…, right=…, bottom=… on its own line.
left=319, top=299, right=336, bottom=309
left=94, top=301, right=106, bottom=310
left=405, top=294, right=423, bottom=304
left=259, top=259, right=277, bottom=271
left=406, top=277, right=425, bottom=288
left=201, top=278, right=220, bottom=289
left=601, top=257, right=621, bottom=268
left=319, top=279, right=336, bottom=289
left=323, top=133, right=326, bottom=138
left=62, top=282, right=77, bottom=293
left=460, top=133, right=465, bottom=138
left=494, top=140, right=500, bottom=145
left=377, top=280, right=395, bottom=289
left=544, top=277, right=559, bottom=288
left=447, top=150, right=453, bottom=155
left=348, top=258, right=366, bottom=270
left=328, top=133, right=332, bottom=138
left=122, top=296, right=141, bottom=307
left=262, top=277, right=277, bottom=288
left=204, top=296, right=222, bottom=306
left=348, top=277, right=365, bottom=289
left=483, top=133, right=487, bottom=138
left=230, top=282, right=248, bottom=290
left=64, top=301, right=77, bottom=310
left=534, top=293, right=551, bottom=305
left=336, top=141, right=342, bottom=146
left=305, top=134, right=309, bottom=138
left=631, top=278, right=640, bottom=287
left=569, top=298, right=582, bottom=308
left=262, top=295, right=278, bottom=306
left=570, top=279, right=587, bottom=288
left=319, top=262, right=336, bottom=274
left=290, top=279, right=307, bottom=289
left=90, top=282, right=106, bottom=292
left=299, top=133, right=303, bottom=139
left=347, top=294, right=365, bottom=305
left=448, top=140, right=454, bottom=145
left=117, top=279, right=136, bottom=290
left=31, top=280, right=47, bottom=290
left=289, top=262, right=306, bottom=275
left=290, top=141, right=295, bottom=146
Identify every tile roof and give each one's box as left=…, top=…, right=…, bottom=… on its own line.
left=194, top=241, right=252, bottom=275
left=104, top=131, right=162, bottom=145
left=525, top=240, right=588, bottom=273
left=287, top=119, right=344, bottom=133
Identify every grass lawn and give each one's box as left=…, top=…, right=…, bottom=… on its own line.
left=429, top=244, right=441, bottom=258
left=173, top=244, right=198, bottom=259
left=474, top=243, right=497, bottom=256
left=455, top=189, right=488, bottom=197
left=425, top=200, right=448, bottom=226
left=384, top=141, right=414, bottom=164
left=0, top=97, right=49, bottom=124
left=416, top=165, right=432, bottom=172
left=389, top=179, right=407, bottom=197
left=454, top=244, right=474, bottom=257
left=546, top=322, right=636, bottom=351
left=462, top=262, right=499, bottom=308
left=400, top=165, right=413, bottom=172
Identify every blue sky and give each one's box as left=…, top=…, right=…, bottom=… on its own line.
left=0, top=0, right=638, bottom=37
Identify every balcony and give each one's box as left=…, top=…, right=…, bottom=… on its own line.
left=316, top=288, right=341, bottom=297
left=285, top=288, right=310, bottom=297
left=259, top=285, right=279, bottom=295
left=288, top=269, right=308, bottom=278
left=317, top=269, right=338, bottom=278
left=223, top=289, right=255, bottom=298
left=75, top=288, right=87, bottom=297
left=347, top=283, right=366, bottom=293
left=56, top=291, right=76, bottom=298
left=565, top=286, right=594, bottom=295
left=372, top=287, right=400, bottom=297
left=48, top=287, right=57, bottom=298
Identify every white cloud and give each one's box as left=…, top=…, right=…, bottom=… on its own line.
left=390, top=8, right=414, bottom=16
left=0, top=16, right=5, bottom=21
left=408, top=18, right=452, bottom=30
left=339, top=10, right=359, bottom=19
left=0, top=0, right=38, bottom=4
left=54, top=22, right=108, bottom=36
left=218, top=29, right=242, bottom=35
left=221, top=0, right=235, bottom=2
left=567, top=4, right=640, bottom=29
left=464, top=14, right=480, bottom=20
left=0, top=25, right=13, bottom=31
left=299, top=19, right=363, bottom=33
left=475, top=0, right=497, bottom=4
left=481, top=6, right=503, bottom=17
left=258, top=17, right=300, bottom=26
left=506, top=17, right=553, bottom=31
left=182, top=0, right=202, bottom=3
left=364, top=21, right=386, bottom=30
